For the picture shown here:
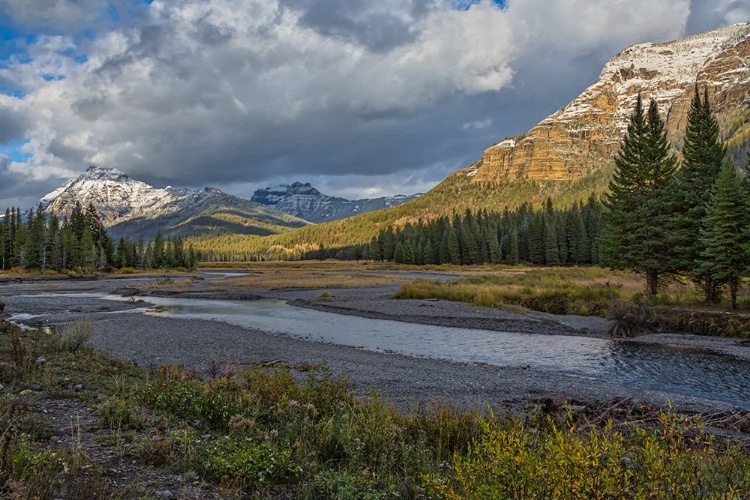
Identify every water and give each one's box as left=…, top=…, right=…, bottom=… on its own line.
left=108, top=295, right=750, bottom=408
left=10, top=293, right=750, bottom=408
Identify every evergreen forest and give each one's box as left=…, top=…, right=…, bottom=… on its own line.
left=0, top=201, right=197, bottom=272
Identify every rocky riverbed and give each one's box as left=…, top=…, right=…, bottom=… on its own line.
left=2, top=272, right=749, bottom=413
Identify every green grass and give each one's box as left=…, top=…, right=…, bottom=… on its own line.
left=2, top=319, right=750, bottom=498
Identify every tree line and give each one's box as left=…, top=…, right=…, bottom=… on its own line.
left=355, top=198, right=602, bottom=266
left=601, top=89, right=750, bottom=308
left=0, top=201, right=197, bottom=272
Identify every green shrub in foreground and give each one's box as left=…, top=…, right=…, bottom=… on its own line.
left=133, top=365, right=750, bottom=498
left=426, top=412, right=750, bottom=499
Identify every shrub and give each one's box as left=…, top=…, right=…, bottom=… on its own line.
left=59, top=320, right=94, bottom=352
left=425, top=411, right=750, bottom=499
left=203, top=438, right=296, bottom=489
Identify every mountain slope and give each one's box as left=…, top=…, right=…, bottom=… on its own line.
left=477, top=22, right=750, bottom=183
left=251, top=182, right=419, bottom=223
left=40, top=166, right=309, bottom=240
left=190, top=22, right=750, bottom=258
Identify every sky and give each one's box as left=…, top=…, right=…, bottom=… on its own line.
left=0, top=0, right=748, bottom=209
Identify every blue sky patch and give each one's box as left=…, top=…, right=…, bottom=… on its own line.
left=0, top=85, right=25, bottom=98
left=454, top=0, right=505, bottom=10
left=0, top=138, right=32, bottom=163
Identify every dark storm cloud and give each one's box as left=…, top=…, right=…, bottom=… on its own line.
left=687, top=1, right=750, bottom=34
left=0, top=156, right=62, bottom=208
left=0, top=111, right=27, bottom=143
left=5, top=0, right=744, bottom=209
left=279, top=0, right=420, bottom=52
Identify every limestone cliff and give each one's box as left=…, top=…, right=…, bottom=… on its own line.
left=472, top=22, right=750, bottom=184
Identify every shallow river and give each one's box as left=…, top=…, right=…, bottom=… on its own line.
left=9, top=293, right=750, bottom=408
left=124, top=295, right=750, bottom=408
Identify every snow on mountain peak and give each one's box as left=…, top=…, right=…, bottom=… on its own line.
left=81, top=165, right=131, bottom=182
left=39, top=165, right=232, bottom=226
left=251, top=182, right=419, bottom=222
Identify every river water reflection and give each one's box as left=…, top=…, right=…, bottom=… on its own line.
left=106, top=295, right=750, bottom=408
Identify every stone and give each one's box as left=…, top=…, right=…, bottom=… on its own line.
left=74, top=384, right=84, bottom=392
left=36, top=356, right=46, bottom=365
left=156, top=491, right=174, bottom=499
left=27, top=383, right=41, bottom=391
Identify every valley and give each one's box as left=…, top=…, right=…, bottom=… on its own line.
left=2, top=20, right=750, bottom=498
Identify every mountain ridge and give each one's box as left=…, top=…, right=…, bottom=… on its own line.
left=251, top=182, right=420, bottom=223
left=39, top=166, right=309, bottom=240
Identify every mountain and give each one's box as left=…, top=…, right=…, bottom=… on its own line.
left=190, top=22, right=750, bottom=258
left=40, top=166, right=308, bottom=240
left=476, top=22, right=750, bottom=183
left=251, top=182, right=420, bottom=223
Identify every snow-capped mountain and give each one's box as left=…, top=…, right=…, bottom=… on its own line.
left=474, top=21, right=750, bottom=184
left=251, top=182, right=420, bottom=223
left=40, top=166, right=308, bottom=240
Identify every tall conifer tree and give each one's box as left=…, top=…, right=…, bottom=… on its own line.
left=671, top=87, right=726, bottom=300
left=697, top=161, right=749, bottom=310
left=601, top=96, right=677, bottom=295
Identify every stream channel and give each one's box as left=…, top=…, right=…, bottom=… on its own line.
left=10, top=292, right=750, bottom=409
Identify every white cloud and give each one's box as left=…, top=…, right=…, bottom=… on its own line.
left=0, top=0, right=711, bottom=205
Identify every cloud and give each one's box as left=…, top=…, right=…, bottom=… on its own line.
left=687, top=0, right=750, bottom=34
left=0, top=0, right=734, bottom=209
left=0, top=0, right=148, bottom=33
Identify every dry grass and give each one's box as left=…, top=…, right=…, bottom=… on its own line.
left=394, top=267, right=711, bottom=317
left=218, top=268, right=408, bottom=289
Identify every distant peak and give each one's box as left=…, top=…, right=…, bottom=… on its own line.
left=79, top=165, right=130, bottom=181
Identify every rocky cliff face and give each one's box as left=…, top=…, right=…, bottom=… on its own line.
left=472, top=22, right=750, bottom=184
left=39, top=166, right=307, bottom=240
left=251, top=182, right=419, bottom=223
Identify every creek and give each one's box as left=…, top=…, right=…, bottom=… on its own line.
left=116, top=295, right=750, bottom=408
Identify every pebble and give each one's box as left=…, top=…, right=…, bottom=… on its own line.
left=74, top=384, right=84, bottom=392
left=36, top=356, right=46, bottom=365
left=156, top=490, right=174, bottom=499
left=27, top=383, right=41, bottom=391
left=0, top=383, right=4, bottom=392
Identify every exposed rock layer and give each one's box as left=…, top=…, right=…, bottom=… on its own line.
left=474, top=23, right=750, bottom=184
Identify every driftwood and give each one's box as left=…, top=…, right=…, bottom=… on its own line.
left=534, top=396, right=750, bottom=445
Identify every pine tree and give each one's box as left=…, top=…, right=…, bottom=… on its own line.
left=528, top=212, right=545, bottom=265
left=600, top=96, right=678, bottom=295
left=447, top=227, right=461, bottom=265
left=394, top=241, right=404, bottom=264
left=488, top=229, right=502, bottom=264
left=423, top=238, right=434, bottom=265
left=508, top=228, right=519, bottom=265
left=696, top=161, right=750, bottom=310
left=544, top=217, right=560, bottom=266
left=671, top=87, right=726, bottom=301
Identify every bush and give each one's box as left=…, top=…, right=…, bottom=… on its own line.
left=425, top=412, right=750, bottom=499
left=59, top=321, right=94, bottom=352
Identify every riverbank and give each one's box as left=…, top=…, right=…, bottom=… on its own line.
left=3, top=318, right=748, bottom=499
left=2, top=273, right=749, bottom=413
